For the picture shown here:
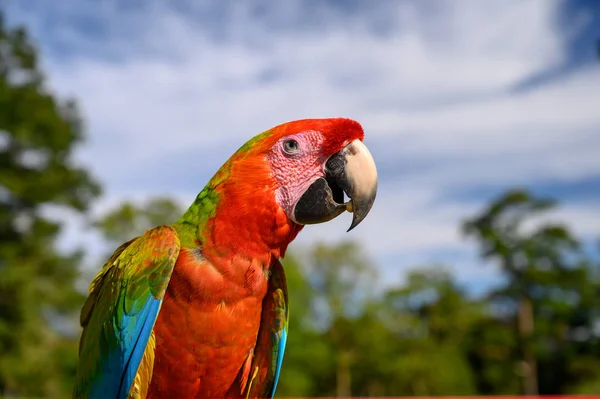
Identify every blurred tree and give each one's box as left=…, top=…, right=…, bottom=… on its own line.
left=0, top=11, right=100, bottom=397
left=555, top=253, right=600, bottom=394
left=466, top=314, right=520, bottom=394
left=462, top=189, right=581, bottom=395
left=305, top=241, right=377, bottom=397
left=388, top=267, right=484, bottom=345
left=379, top=267, right=481, bottom=395
left=89, top=196, right=184, bottom=292
left=94, top=196, right=183, bottom=248
left=276, top=253, right=329, bottom=397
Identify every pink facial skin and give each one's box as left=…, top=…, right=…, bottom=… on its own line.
left=267, top=130, right=338, bottom=224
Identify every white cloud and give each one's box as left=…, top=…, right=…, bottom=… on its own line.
left=6, top=0, right=600, bottom=289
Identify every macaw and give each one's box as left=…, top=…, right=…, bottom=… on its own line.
left=73, top=118, right=378, bottom=399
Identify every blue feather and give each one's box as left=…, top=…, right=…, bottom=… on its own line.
left=271, top=326, right=288, bottom=397
left=88, top=297, right=162, bottom=399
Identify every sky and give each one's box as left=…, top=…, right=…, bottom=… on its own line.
left=4, top=0, right=600, bottom=296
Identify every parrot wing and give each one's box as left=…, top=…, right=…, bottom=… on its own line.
left=243, top=258, right=289, bottom=399
left=73, top=225, right=180, bottom=399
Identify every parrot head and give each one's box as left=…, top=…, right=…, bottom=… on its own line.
left=262, top=118, right=377, bottom=232
left=228, top=118, right=377, bottom=230
left=178, top=118, right=378, bottom=257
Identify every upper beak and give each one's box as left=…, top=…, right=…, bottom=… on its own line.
left=293, top=139, right=378, bottom=231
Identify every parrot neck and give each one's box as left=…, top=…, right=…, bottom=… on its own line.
left=174, top=178, right=303, bottom=266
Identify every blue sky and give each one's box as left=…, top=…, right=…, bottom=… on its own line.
left=5, top=0, right=600, bottom=295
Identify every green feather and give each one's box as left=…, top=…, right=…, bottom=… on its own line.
left=174, top=128, right=272, bottom=248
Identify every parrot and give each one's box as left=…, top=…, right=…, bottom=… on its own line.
left=73, top=118, right=378, bottom=399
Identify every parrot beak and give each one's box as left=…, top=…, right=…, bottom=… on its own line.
left=293, top=139, right=378, bottom=231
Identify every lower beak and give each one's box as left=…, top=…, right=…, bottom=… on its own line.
left=293, top=139, right=378, bottom=231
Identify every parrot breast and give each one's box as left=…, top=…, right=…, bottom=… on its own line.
left=146, top=248, right=270, bottom=398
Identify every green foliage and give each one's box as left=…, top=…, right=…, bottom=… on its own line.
left=0, top=11, right=100, bottom=397
left=277, top=253, right=332, bottom=396
left=375, top=267, right=481, bottom=396
left=94, top=197, right=183, bottom=247
left=461, top=188, right=599, bottom=395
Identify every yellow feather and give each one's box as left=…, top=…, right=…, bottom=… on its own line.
left=245, top=366, right=259, bottom=399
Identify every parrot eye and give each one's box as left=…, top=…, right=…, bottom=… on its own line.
left=283, top=139, right=301, bottom=154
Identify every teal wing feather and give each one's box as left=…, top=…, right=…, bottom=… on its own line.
left=73, top=225, right=180, bottom=399
left=246, top=258, right=289, bottom=398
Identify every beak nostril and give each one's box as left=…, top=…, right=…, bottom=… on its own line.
left=346, top=144, right=359, bottom=156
